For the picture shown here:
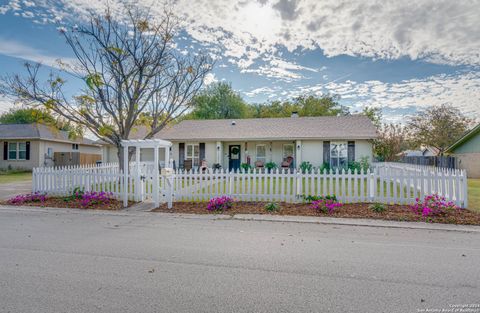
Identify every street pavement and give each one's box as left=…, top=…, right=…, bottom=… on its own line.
left=0, top=207, right=479, bottom=313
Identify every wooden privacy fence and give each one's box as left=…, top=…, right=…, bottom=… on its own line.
left=32, top=162, right=469, bottom=208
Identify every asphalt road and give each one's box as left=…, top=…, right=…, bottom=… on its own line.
left=0, top=208, right=479, bottom=313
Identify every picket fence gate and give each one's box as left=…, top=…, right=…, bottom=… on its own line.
left=32, top=163, right=469, bottom=208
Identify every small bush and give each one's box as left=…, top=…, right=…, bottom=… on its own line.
left=299, top=161, right=313, bottom=173
left=63, top=187, right=84, bottom=202
left=311, top=198, right=342, bottom=214
left=207, top=196, right=235, bottom=212
left=264, top=202, right=280, bottom=212
left=8, top=192, right=47, bottom=205
left=265, top=162, right=277, bottom=170
left=369, top=203, right=386, bottom=213
left=240, top=163, right=251, bottom=171
left=80, top=191, right=115, bottom=208
left=319, top=162, right=331, bottom=174
left=410, top=194, right=458, bottom=218
left=303, top=194, right=337, bottom=203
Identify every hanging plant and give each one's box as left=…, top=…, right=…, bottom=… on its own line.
left=231, top=147, right=240, bottom=154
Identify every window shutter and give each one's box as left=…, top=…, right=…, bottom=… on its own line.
left=348, top=141, right=355, bottom=163
left=323, top=141, right=330, bottom=165
left=199, top=143, right=206, bottom=161
left=178, top=143, right=185, bottom=168
left=3, top=142, right=7, bottom=160
left=26, top=141, right=30, bottom=160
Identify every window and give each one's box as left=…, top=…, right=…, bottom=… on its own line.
left=256, top=144, right=266, bottom=163
left=47, top=148, right=53, bottom=158
left=72, top=143, right=79, bottom=150
left=186, top=144, right=199, bottom=167
left=8, top=142, right=26, bottom=160
left=283, top=144, right=294, bottom=160
left=330, top=141, right=347, bottom=168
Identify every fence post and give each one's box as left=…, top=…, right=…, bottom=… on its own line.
left=462, top=170, right=468, bottom=208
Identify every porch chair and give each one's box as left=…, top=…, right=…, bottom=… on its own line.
left=281, top=156, right=294, bottom=169
left=255, top=160, right=264, bottom=169
left=199, top=159, right=208, bottom=173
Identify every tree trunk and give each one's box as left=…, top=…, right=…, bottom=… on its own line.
left=117, top=144, right=135, bottom=172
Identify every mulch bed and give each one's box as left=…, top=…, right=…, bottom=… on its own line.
left=152, top=201, right=480, bottom=226
left=2, top=197, right=129, bottom=210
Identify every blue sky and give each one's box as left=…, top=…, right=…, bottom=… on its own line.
left=0, top=0, right=479, bottom=122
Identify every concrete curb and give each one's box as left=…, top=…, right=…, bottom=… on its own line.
left=1, top=204, right=479, bottom=233
left=232, top=214, right=480, bottom=233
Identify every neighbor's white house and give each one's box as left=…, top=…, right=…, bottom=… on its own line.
left=100, top=115, right=378, bottom=170
left=0, top=123, right=102, bottom=170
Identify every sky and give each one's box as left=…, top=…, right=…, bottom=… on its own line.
left=0, top=0, right=479, bottom=123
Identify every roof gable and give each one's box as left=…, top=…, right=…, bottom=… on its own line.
left=446, top=123, right=480, bottom=153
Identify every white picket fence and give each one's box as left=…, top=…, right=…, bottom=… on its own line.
left=32, top=162, right=469, bottom=207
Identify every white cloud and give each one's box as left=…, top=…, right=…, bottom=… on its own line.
left=203, top=73, right=217, bottom=86
left=5, top=0, right=479, bottom=77
left=0, top=37, right=76, bottom=69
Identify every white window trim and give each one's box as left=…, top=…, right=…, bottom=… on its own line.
left=186, top=143, right=200, bottom=166
left=282, top=143, right=294, bottom=160
left=72, top=143, right=79, bottom=150
left=255, top=144, right=266, bottom=162
left=7, top=142, right=26, bottom=161
left=330, top=141, right=348, bottom=167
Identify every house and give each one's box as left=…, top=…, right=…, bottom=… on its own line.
left=0, top=123, right=102, bottom=170
left=397, top=146, right=439, bottom=158
left=101, top=115, right=377, bottom=170
left=445, top=123, right=480, bottom=178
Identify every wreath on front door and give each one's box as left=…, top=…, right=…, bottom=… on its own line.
left=231, top=147, right=240, bottom=155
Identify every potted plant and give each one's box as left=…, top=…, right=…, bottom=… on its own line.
left=265, top=161, right=277, bottom=173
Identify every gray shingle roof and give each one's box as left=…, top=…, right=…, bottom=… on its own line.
left=0, top=123, right=99, bottom=145
left=156, top=115, right=378, bottom=141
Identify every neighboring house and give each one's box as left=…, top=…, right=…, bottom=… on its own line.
left=397, top=146, right=439, bottom=157
left=0, top=123, right=102, bottom=170
left=101, top=115, right=378, bottom=170
left=445, top=123, right=480, bottom=178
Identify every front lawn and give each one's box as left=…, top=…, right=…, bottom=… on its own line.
left=468, top=179, right=480, bottom=212
left=0, top=171, right=32, bottom=184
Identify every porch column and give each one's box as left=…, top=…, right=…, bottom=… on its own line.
left=153, top=147, right=159, bottom=208
left=165, top=146, right=170, bottom=168
left=296, top=140, right=302, bottom=169
left=123, top=144, right=128, bottom=207
left=216, top=141, right=222, bottom=167
left=135, top=147, right=141, bottom=201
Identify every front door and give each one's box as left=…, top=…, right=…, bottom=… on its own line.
left=228, top=145, right=241, bottom=170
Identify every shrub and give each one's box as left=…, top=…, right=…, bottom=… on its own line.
left=240, top=163, right=251, bottom=171
left=303, top=194, right=337, bottom=203
left=299, top=161, right=313, bottom=173
left=319, top=162, right=331, bottom=174
left=369, top=203, right=386, bottom=213
left=265, top=161, right=277, bottom=170
left=63, top=187, right=84, bottom=202
left=8, top=192, right=47, bottom=205
left=410, top=194, right=458, bottom=218
left=80, top=191, right=115, bottom=208
left=264, top=202, right=280, bottom=212
left=311, top=198, right=342, bottom=214
left=207, top=196, right=235, bottom=212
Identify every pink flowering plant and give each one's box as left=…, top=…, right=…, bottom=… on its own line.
left=410, top=194, right=458, bottom=219
left=311, top=198, right=342, bottom=214
left=79, top=191, right=115, bottom=208
left=8, top=192, right=47, bottom=205
left=207, top=196, right=235, bottom=212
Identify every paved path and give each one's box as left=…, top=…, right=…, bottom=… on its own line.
left=0, top=180, right=31, bottom=200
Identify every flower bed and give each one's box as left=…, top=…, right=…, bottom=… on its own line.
left=152, top=201, right=480, bottom=225
left=3, top=191, right=126, bottom=210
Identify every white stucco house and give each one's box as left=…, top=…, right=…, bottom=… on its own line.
left=101, top=115, right=378, bottom=170
left=0, top=123, right=102, bottom=170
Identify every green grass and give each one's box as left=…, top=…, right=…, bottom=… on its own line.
left=468, top=179, right=480, bottom=212
left=0, top=171, right=32, bottom=184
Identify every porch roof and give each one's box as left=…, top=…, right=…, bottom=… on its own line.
left=157, top=115, right=378, bottom=141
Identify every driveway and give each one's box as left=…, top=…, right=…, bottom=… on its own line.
left=0, top=180, right=31, bottom=200
left=0, top=207, right=479, bottom=313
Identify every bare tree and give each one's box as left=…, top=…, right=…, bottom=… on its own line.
left=1, top=4, right=212, bottom=169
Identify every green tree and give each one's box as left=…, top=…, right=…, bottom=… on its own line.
left=0, top=108, right=82, bottom=138
left=362, top=106, right=383, bottom=129
left=374, top=123, right=409, bottom=162
left=296, top=95, right=349, bottom=117
left=186, top=82, right=249, bottom=119
left=407, top=104, right=472, bottom=154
